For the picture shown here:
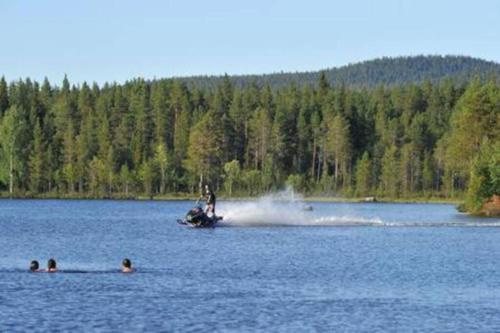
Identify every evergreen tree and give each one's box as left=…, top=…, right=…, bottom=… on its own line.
left=119, top=164, right=132, bottom=196
left=380, top=145, right=400, bottom=197
left=223, top=159, right=241, bottom=196
left=229, top=91, right=246, bottom=162
left=29, top=119, right=44, bottom=192
left=171, top=81, right=191, bottom=177
left=465, top=142, right=500, bottom=213
left=154, top=142, right=168, bottom=194
left=139, top=159, right=155, bottom=197
left=151, top=81, right=169, bottom=145
left=62, top=122, right=77, bottom=193
left=247, top=107, right=272, bottom=169
left=325, top=114, right=352, bottom=190
left=0, top=76, right=9, bottom=115
left=445, top=80, right=499, bottom=189
left=129, top=80, right=152, bottom=166
left=422, top=150, right=435, bottom=195
left=355, top=151, right=372, bottom=196
left=297, top=87, right=314, bottom=174
left=0, top=106, right=26, bottom=194
left=310, top=110, right=322, bottom=182
left=185, top=111, right=223, bottom=187
left=89, top=156, right=105, bottom=197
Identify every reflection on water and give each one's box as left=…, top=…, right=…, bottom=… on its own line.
left=1, top=199, right=500, bottom=331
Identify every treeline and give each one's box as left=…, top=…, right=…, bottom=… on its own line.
left=0, top=74, right=498, bottom=211
left=181, top=55, right=500, bottom=90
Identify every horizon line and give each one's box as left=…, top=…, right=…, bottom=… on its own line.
left=1, top=53, right=498, bottom=87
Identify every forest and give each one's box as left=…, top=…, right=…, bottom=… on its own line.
left=0, top=67, right=498, bottom=214
left=181, top=55, right=500, bottom=90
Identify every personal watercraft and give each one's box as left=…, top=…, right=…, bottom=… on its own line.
left=177, top=204, right=223, bottom=228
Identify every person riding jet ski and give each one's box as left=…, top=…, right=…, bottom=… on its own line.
left=178, top=186, right=221, bottom=227
left=200, top=185, right=216, bottom=215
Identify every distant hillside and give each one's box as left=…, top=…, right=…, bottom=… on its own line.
left=179, top=55, right=500, bottom=89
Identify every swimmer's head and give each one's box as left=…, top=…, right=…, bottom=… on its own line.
left=122, top=258, right=131, bottom=269
left=47, top=258, right=57, bottom=271
left=30, top=260, right=39, bottom=272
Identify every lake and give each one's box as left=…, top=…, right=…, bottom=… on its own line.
left=1, top=199, right=500, bottom=332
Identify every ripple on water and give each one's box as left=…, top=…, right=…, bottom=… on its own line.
left=1, top=199, right=500, bottom=331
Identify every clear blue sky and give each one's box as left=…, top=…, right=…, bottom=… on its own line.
left=1, top=0, right=499, bottom=85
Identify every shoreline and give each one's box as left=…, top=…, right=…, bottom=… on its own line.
left=0, top=193, right=462, bottom=205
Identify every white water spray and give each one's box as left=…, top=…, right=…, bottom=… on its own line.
left=218, top=187, right=383, bottom=227
left=220, top=188, right=306, bottom=226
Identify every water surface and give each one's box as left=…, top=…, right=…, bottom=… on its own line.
left=1, top=199, right=500, bottom=332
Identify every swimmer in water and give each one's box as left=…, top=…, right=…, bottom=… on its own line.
left=122, top=258, right=134, bottom=273
left=30, top=260, right=41, bottom=272
left=47, top=258, right=57, bottom=272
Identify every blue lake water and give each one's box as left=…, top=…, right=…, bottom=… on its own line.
left=1, top=199, right=500, bottom=332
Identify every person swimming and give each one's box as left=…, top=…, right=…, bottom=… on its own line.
left=47, top=258, right=57, bottom=272
left=28, top=258, right=135, bottom=273
left=122, top=258, right=134, bottom=273
left=30, top=260, right=41, bottom=272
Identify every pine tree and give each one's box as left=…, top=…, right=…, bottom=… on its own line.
left=247, top=107, right=272, bottom=169
left=29, top=119, right=44, bottom=192
left=223, top=160, right=241, bottom=196
left=0, top=76, right=9, bottom=116
left=154, top=141, right=168, bottom=194
left=171, top=81, right=191, bottom=176
left=355, top=151, right=372, bottom=196
left=128, top=80, right=152, bottom=166
left=445, top=80, right=499, bottom=189
left=211, top=87, right=235, bottom=163
left=271, top=91, right=298, bottom=177
left=119, top=164, right=132, bottom=196
left=465, top=142, right=500, bottom=213
left=185, top=114, right=215, bottom=188
left=75, top=134, right=88, bottom=193
left=0, top=106, right=26, bottom=194
left=422, top=150, right=435, bottom=195
left=229, top=91, right=246, bottom=162
left=400, top=143, right=419, bottom=196
left=139, top=159, right=155, bottom=197
left=325, top=114, right=352, bottom=190
left=262, top=154, right=274, bottom=192
left=318, top=71, right=330, bottom=102
left=297, top=87, right=314, bottom=174
left=151, top=81, right=168, bottom=145
left=62, top=123, right=77, bottom=193
left=310, top=110, right=322, bottom=182
left=380, top=145, right=400, bottom=197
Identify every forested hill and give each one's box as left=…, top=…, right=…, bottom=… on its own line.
left=180, top=55, right=500, bottom=89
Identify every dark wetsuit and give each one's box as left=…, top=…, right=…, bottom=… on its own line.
left=205, top=190, right=216, bottom=214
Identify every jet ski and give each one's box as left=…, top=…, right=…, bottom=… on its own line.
left=302, top=204, right=314, bottom=211
left=177, top=204, right=223, bottom=228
